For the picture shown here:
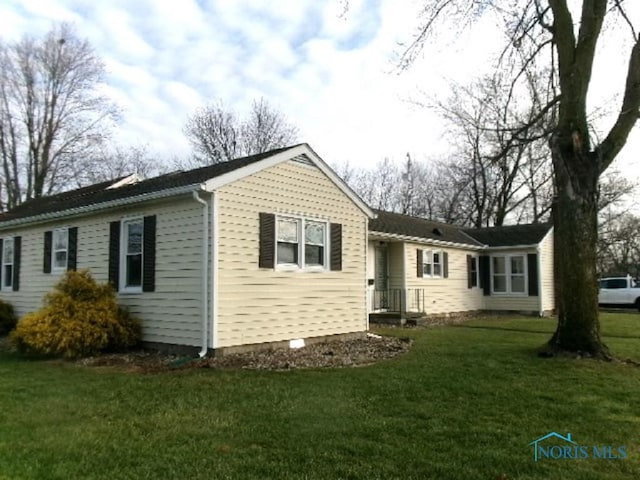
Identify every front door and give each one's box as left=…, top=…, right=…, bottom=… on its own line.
left=375, top=245, right=389, bottom=310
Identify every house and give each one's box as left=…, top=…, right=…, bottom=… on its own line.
left=0, top=144, right=374, bottom=354
left=367, top=210, right=554, bottom=320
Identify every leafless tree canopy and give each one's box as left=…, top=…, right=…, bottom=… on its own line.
left=183, top=98, right=299, bottom=165
left=0, top=23, right=118, bottom=210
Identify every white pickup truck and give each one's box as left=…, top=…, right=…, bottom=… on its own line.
left=598, top=276, right=640, bottom=310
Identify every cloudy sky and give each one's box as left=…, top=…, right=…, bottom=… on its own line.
left=0, top=0, right=639, bottom=184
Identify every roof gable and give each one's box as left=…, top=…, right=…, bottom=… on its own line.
left=0, top=144, right=373, bottom=228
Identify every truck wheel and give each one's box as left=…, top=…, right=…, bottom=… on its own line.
left=636, top=298, right=640, bottom=312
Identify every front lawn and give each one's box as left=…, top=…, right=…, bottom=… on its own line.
left=1, top=313, right=639, bottom=479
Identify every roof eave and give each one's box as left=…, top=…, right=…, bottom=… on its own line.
left=368, top=230, right=486, bottom=250
left=0, top=183, right=204, bottom=231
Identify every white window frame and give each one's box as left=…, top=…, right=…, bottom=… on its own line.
left=2, top=237, right=14, bottom=289
left=51, top=228, right=69, bottom=272
left=470, top=255, right=479, bottom=288
left=422, top=249, right=443, bottom=278
left=275, top=215, right=329, bottom=272
left=491, top=254, right=527, bottom=295
left=120, top=217, right=144, bottom=293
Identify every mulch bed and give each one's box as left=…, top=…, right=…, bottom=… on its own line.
left=75, top=334, right=412, bottom=373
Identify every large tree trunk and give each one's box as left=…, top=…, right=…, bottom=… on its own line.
left=546, top=129, right=609, bottom=358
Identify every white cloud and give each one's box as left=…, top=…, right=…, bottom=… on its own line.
left=0, top=0, right=637, bottom=203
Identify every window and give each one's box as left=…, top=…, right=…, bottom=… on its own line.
left=277, top=218, right=299, bottom=265
left=2, top=238, right=13, bottom=288
left=492, top=254, right=527, bottom=294
left=422, top=249, right=443, bottom=278
left=109, top=216, right=155, bottom=292
left=470, top=256, right=478, bottom=288
left=510, top=256, right=526, bottom=293
left=52, top=228, right=68, bottom=271
left=275, top=216, right=328, bottom=269
left=122, top=219, right=143, bottom=290
left=492, top=257, right=507, bottom=293
left=305, top=221, right=326, bottom=267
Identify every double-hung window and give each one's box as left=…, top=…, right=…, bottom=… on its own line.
left=470, top=256, right=478, bottom=288
left=2, top=238, right=13, bottom=289
left=277, top=218, right=299, bottom=265
left=122, top=219, right=143, bottom=290
left=52, top=228, right=68, bottom=271
left=304, top=221, right=326, bottom=267
left=276, top=217, right=327, bottom=269
left=422, top=249, right=442, bottom=278
left=492, top=254, right=526, bottom=294
left=510, top=256, right=526, bottom=293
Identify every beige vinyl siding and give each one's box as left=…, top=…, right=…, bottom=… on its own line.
left=0, top=196, right=205, bottom=346
left=539, top=229, right=555, bottom=312
left=483, top=248, right=539, bottom=312
left=403, top=242, right=484, bottom=315
left=215, top=159, right=367, bottom=348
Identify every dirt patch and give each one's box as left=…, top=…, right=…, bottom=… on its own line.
left=77, top=334, right=412, bottom=373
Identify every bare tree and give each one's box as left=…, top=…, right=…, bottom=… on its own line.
left=240, top=98, right=299, bottom=156
left=399, top=0, right=640, bottom=358
left=0, top=23, right=118, bottom=210
left=184, top=97, right=298, bottom=165
left=598, top=212, right=640, bottom=278
left=72, top=144, right=166, bottom=186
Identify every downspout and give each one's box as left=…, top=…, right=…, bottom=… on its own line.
left=536, top=244, right=543, bottom=317
left=193, top=191, right=209, bottom=357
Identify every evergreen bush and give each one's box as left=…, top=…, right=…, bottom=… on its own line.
left=11, top=270, right=141, bottom=358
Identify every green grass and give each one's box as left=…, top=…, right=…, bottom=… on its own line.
left=1, top=313, right=639, bottom=480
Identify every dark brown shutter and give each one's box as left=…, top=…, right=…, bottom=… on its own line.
left=467, top=255, right=473, bottom=289
left=43, top=231, right=52, bottom=273
left=143, top=215, right=156, bottom=292
left=12, top=236, right=21, bottom=291
left=479, top=255, right=490, bottom=296
left=259, top=213, right=275, bottom=269
left=443, top=252, right=449, bottom=278
left=67, top=227, right=78, bottom=271
left=528, top=253, right=539, bottom=297
left=330, top=223, right=342, bottom=271
left=417, top=249, right=423, bottom=278
left=108, top=221, right=120, bottom=290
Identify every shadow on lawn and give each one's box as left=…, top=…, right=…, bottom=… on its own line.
left=453, top=324, right=640, bottom=340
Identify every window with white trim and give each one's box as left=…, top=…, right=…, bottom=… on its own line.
left=276, top=216, right=328, bottom=269
left=277, top=218, right=300, bottom=265
left=2, top=238, right=13, bottom=288
left=510, top=256, right=526, bottom=293
left=304, top=221, right=326, bottom=267
left=52, top=228, right=68, bottom=271
left=121, top=219, right=143, bottom=290
left=492, top=254, right=526, bottom=294
left=422, top=249, right=442, bottom=277
left=470, top=256, right=478, bottom=288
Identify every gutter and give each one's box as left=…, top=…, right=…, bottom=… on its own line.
left=368, top=230, right=485, bottom=250
left=192, top=191, right=209, bottom=358
left=0, top=184, right=202, bottom=231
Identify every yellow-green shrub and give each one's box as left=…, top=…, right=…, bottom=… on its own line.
left=11, top=270, right=141, bottom=358
left=0, top=299, right=17, bottom=335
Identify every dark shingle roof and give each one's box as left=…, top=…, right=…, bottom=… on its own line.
left=370, top=210, right=552, bottom=248
left=464, top=223, right=552, bottom=247
left=369, top=210, right=484, bottom=247
left=0, top=145, right=299, bottom=224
